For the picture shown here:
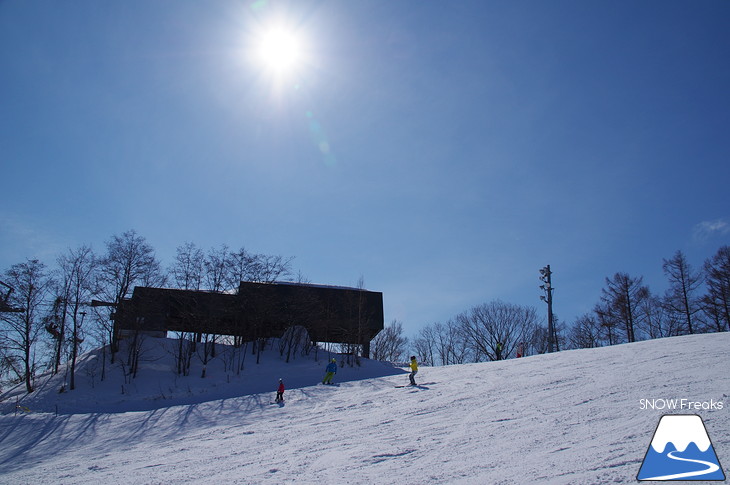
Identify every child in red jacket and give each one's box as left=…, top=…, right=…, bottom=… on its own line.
left=275, top=379, right=285, bottom=403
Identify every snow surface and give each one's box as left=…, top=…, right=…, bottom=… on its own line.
left=0, top=333, right=728, bottom=484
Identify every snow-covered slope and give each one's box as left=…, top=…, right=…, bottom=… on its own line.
left=0, top=333, right=728, bottom=484
left=0, top=337, right=404, bottom=415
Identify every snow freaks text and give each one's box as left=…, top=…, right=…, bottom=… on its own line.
left=639, top=398, right=724, bottom=411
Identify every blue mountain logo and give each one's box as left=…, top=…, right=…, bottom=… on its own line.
left=637, top=414, right=725, bottom=481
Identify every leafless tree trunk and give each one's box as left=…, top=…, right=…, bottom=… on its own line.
left=228, top=247, right=253, bottom=288
left=250, top=254, right=293, bottom=283
left=57, top=245, right=97, bottom=390
left=412, top=325, right=436, bottom=366
left=370, top=320, right=408, bottom=362
left=280, top=326, right=309, bottom=363
left=98, top=230, right=166, bottom=363
left=458, top=300, right=539, bottom=362
left=198, top=333, right=216, bottom=378
left=2, top=260, right=52, bottom=393
left=637, top=295, right=678, bottom=339
left=599, top=273, right=649, bottom=343
left=433, top=320, right=470, bottom=365
left=662, top=250, right=703, bottom=335
left=593, top=302, right=619, bottom=345
left=204, top=245, right=230, bottom=292
left=569, top=314, right=602, bottom=349
left=44, top=295, right=67, bottom=375
left=704, top=245, right=730, bottom=332
left=171, top=242, right=204, bottom=290
left=168, top=332, right=195, bottom=376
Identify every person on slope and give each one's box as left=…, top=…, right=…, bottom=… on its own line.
left=496, top=341, right=504, bottom=361
left=408, top=356, right=418, bottom=386
left=275, top=378, right=285, bottom=403
left=322, top=358, right=337, bottom=385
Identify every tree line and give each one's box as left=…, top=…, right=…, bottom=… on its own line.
left=0, top=230, right=297, bottom=393
left=3, top=231, right=728, bottom=388
left=371, top=246, right=730, bottom=366
left=569, top=247, right=729, bottom=348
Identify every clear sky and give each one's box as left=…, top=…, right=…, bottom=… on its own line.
left=2, top=1, right=729, bottom=338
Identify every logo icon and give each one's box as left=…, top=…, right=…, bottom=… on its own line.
left=637, top=414, right=725, bottom=481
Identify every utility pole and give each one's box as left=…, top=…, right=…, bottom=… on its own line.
left=539, top=265, right=556, bottom=353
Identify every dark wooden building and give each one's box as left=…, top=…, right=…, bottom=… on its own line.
left=114, top=281, right=384, bottom=358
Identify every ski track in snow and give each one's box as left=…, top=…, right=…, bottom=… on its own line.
left=0, top=333, right=728, bottom=484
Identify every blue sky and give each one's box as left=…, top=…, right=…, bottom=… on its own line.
left=2, top=1, right=729, bottom=338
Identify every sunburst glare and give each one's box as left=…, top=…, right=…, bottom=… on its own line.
left=254, top=24, right=304, bottom=76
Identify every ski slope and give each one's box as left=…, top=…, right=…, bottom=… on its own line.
left=0, top=333, right=728, bottom=484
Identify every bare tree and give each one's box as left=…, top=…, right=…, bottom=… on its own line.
left=176, top=334, right=195, bottom=376
left=204, top=244, right=231, bottom=292
left=279, top=325, right=310, bottom=363
left=529, top=315, right=567, bottom=353
left=197, top=332, right=216, bottom=378
left=87, top=310, right=111, bottom=381
left=197, top=245, right=231, bottom=358
left=171, top=242, right=204, bottom=290
left=294, top=270, right=311, bottom=285
left=414, top=303, right=539, bottom=366
left=57, top=245, right=97, bottom=390
left=530, top=325, right=550, bottom=354
left=44, top=294, right=67, bottom=375
left=433, top=320, right=471, bottom=365
left=593, top=301, right=619, bottom=345
left=704, top=245, right=730, bottom=332
left=702, top=295, right=726, bottom=333
left=228, top=247, right=253, bottom=288
left=97, top=230, right=166, bottom=361
left=637, top=295, right=680, bottom=339
left=228, top=247, right=295, bottom=288
left=662, top=250, right=703, bottom=335
left=412, top=325, right=437, bottom=366
left=599, top=273, right=649, bottom=343
left=1, top=260, right=53, bottom=393
left=370, top=319, right=408, bottom=362
left=569, top=314, right=602, bottom=349
left=249, top=254, right=293, bottom=283
left=458, top=300, right=539, bottom=361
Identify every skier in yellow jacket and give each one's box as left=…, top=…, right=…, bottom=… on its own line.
left=408, top=356, right=418, bottom=386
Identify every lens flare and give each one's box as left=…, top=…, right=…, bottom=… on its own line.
left=257, top=27, right=302, bottom=73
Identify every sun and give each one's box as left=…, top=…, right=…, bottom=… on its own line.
left=256, top=26, right=303, bottom=74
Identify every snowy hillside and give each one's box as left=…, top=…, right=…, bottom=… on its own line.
left=0, top=337, right=405, bottom=415
left=0, top=333, right=728, bottom=484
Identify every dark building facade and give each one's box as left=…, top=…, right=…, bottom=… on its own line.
left=114, top=281, right=384, bottom=358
